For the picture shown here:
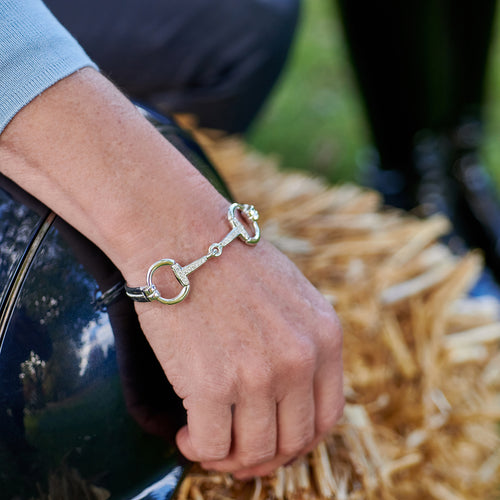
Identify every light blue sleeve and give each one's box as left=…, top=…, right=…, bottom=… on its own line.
left=0, top=0, right=98, bottom=133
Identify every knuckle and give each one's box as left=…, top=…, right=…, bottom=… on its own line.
left=284, top=339, right=317, bottom=374
left=300, top=339, right=318, bottom=365
left=239, top=361, right=273, bottom=395
left=247, top=371, right=270, bottom=393
left=317, top=320, right=343, bottom=358
left=197, top=376, right=235, bottom=404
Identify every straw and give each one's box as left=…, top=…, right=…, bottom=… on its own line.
left=171, top=129, right=500, bottom=500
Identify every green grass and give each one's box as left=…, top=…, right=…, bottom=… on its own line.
left=250, top=1, right=500, bottom=188
left=484, top=10, right=500, bottom=189
left=249, top=0, right=369, bottom=184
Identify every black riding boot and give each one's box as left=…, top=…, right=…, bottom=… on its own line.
left=337, top=0, right=500, bottom=283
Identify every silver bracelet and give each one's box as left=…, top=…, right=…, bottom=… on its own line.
left=125, top=203, right=260, bottom=305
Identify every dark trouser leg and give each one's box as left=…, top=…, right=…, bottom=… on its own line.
left=445, top=1, right=497, bottom=125
left=45, top=0, right=300, bottom=133
left=337, top=0, right=496, bottom=159
left=336, top=1, right=430, bottom=175
left=337, top=0, right=500, bottom=284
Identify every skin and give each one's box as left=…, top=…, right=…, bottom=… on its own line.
left=0, top=68, right=344, bottom=479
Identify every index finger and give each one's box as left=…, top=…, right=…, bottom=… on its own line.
left=176, top=397, right=233, bottom=462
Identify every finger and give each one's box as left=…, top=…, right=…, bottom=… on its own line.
left=231, top=419, right=334, bottom=480
left=202, top=394, right=277, bottom=472
left=313, top=353, right=344, bottom=437
left=202, top=347, right=314, bottom=475
left=176, top=397, right=232, bottom=462
left=276, top=379, right=316, bottom=459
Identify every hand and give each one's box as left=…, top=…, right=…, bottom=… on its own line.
left=0, top=67, right=344, bottom=478
left=133, top=237, right=344, bottom=478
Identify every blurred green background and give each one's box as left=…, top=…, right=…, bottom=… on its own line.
left=249, top=1, right=500, bottom=187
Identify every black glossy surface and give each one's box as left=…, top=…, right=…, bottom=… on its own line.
left=0, top=218, right=186, bottom=499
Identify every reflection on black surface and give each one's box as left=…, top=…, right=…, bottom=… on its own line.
left=0, top=177, right=46, bottom=308
left=0, top=219, right=186, bottom=499
left=0, top=309, right=50, bottom=453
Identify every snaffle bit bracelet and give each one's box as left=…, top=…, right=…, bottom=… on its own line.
left=125, top=203, right=260, bottom=305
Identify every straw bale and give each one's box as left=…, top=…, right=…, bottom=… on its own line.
left=172, top=129, right=500, bottom=500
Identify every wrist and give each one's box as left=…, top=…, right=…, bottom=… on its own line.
left=123, top=202, right=261, bottom=304
left=0, top=67, right=232, bottom=285
left=114, top=186, right=231, bottom=286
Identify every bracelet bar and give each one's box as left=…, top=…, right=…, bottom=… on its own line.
left=218, top=226, right=242, bottom=249
left=174, top=255, right=209, bottom=283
